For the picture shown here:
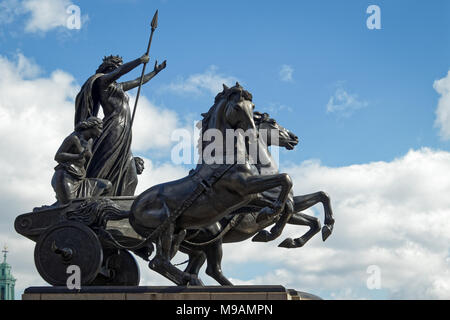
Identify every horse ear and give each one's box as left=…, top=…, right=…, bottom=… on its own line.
left=222, top=84, right=229, bottom=91
left=235, top=81, right=241, bottom=88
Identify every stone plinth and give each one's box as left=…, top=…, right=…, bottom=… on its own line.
left=22, top=285, right=321, bottom=300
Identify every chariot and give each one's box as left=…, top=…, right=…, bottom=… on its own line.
left=14, top=197, right=144, bottom=286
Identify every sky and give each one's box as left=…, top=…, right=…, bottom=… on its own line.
left=0, top=0, right=449, bottom=300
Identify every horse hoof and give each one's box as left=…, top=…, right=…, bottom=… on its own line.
left=278, top=238, right=295, bottom=248
left=252, top=230, right=271, bottom=242
left=187, top=279, right=205, bottom=287
left=187, top=276, right=204, bottom=286
left=322, top=225, right=333, bottom=241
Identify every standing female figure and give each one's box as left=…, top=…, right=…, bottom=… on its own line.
left=75, top=54, right=166, bottom=195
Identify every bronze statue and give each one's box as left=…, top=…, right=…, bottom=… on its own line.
left=51, top=117, right=112, bottom=204
left=15, top=11, right=335, bottom=289
left=179, top=112, right=335, bottom=285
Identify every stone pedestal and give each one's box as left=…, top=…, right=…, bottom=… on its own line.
left=22, top=285, right=321, bottom=300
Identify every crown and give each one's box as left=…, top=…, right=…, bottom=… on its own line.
left=102, top=55, right=123, bottom=64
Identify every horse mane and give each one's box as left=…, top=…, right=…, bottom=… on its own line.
left=196, top=82, right=253, bottom=157
left=253, top=111, right=270, bottom=126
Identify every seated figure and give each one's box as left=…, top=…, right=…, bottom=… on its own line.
left=51, top=117, right=112, bottom=204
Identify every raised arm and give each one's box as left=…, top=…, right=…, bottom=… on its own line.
left=121, top=60, right=167, bottom=91
left=97, top=54, right=149, bottom=87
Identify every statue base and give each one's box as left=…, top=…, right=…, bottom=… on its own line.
left=22, top=285, right=321, bottom=300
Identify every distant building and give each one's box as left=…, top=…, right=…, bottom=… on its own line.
left=0, top=246, right=16, bottom=300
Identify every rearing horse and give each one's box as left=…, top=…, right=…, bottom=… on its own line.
left=179, top=112, right=335, bottom=285
left=129, top=83, right=294, bottom=285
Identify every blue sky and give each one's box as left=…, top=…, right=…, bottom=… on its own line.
left=0, top=0, right=450, bottom=298
left=2, top=0, right=448, bottom=166
left=1, top=0, right=450, bottom=166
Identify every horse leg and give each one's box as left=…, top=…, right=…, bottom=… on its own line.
left=238, top=173, right=292, bottom=243
left=204, top=240, right=233, bottom=286
left=252, top=203, right=294, bottom=242
left=170, top=229, right=187, bottom=259
left=149, top=222, right=201, bottom=286
left=241, top=173, right=293, bottom=220
left=278, top=212, right=321, bottom=248
left=292, top=192, right=335, bottom=241
left=183, top=250, right=206, bottom=277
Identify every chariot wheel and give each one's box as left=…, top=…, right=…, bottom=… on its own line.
left=91, top=249, right=140, bottom=286
left=34, top=221, right=103, bottom=286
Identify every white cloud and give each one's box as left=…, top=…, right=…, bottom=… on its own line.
left=14, top=52, right=43, bottom=78
left=23, top=0, right=73, bottom=32
left=434, top=70, right=450, bottom=140
left=130, top=95, right=181, bottom=152
left=135, top=159, right=188, bottom=195
left=279, top=64, right=294, bottom=82
left=327, top=85, right=368, bottom=117
left=0, top=53, right=78, bottom=210
left=215, top=148, right=450, bottom=299
left=162, top=65, right=237, bottom=96
left=0, top=0, right=86, bottom=33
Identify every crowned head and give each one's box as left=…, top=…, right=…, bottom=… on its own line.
left=96, top=55, right=123, bottom=74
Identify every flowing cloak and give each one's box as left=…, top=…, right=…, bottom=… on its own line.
left=75, top=74, right=103, bottom=127
left=74, top=74, right=138, bottom=196
left=52, top=161, right=108, bottom=202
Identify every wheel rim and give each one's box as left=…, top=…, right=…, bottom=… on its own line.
left=34, top=221, right=102, bottom=286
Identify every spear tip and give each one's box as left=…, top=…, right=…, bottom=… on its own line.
left=151, top=9, right=158, bottom=29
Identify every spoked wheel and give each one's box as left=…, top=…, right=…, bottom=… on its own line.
left=91, top=249, right=140, bottom=286
left=34, top=221, right=103, bottom=286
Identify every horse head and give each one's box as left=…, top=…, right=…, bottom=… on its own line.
left=254, top=112, right=299, bottom=150
left=199, top=83, right=256, bottom=164
left=201, top=83, right=255, bottom=131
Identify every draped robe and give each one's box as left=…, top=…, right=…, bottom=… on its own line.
left=74, top=74, right=138, bottom=196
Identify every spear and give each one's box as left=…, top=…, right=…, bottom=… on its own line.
left=115, top=10, right=159, bottom=195
left=131, top=9, right=159, bottom=126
